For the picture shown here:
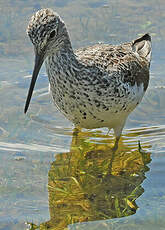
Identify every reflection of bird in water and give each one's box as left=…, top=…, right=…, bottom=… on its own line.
left=24, top=8, right=151, bottom=148
left=27, top=131, right=151, bottom=230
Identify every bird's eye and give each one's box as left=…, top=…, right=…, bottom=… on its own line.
left=49, top=30, right=56, bottom=39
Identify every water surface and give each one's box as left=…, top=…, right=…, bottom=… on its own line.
left=0, top=0, right=165, bottom=229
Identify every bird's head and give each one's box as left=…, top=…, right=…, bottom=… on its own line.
left=25, top=9, right=68, bottom=113
left=27, top=8, right=68, bottom=57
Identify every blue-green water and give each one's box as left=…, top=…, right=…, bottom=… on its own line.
left=0, top=1, right=165, bottom=229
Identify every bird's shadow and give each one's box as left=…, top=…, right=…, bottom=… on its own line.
left=27, top=129, right=151, bottom=230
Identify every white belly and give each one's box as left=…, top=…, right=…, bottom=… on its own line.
left=50, top=82, right=144, bottom=129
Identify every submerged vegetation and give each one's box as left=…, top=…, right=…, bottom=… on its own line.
left=28, top=132, right=151, bottom=229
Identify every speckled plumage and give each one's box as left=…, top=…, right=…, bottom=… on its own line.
left=25, top=8, right=151, bottom=147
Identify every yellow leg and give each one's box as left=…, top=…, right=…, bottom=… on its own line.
left=112, top=135, right=120, bottom=151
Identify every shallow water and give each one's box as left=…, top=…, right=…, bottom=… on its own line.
left=0, top=0, right=165, bottom=229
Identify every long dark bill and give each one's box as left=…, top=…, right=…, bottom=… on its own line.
left=24, top=53, right=44, bottom=113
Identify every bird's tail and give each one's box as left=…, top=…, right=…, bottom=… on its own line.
left=132, top=33, right=151, bottom=63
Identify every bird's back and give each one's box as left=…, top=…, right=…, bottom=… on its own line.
left=75, top=34, right=151, bottom=91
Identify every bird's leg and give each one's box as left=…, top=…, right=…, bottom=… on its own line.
left=113, top=120, right=125, bottom=151
left=112, top=135, right=120, bottom=151
left=72, top=126, right=81, bottom=146
left=73, top=127, right=81, bottom=137
left=107, top=148, right=116, bottom=174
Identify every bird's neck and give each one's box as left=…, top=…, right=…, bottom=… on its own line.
left=46, top=42, right=79, bottom=81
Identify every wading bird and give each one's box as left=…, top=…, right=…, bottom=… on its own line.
left=25, top=9, right=151, bottom=149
